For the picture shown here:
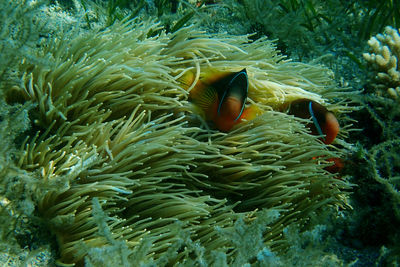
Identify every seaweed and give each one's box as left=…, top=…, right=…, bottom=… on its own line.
left=358, top=0, right=400, bottom=40
left=87, top=0, right=198, bottom=32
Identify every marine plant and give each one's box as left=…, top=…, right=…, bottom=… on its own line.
left=358, top=0, right=400, bottom=40
left=236, top=0, right=360, bottom=59
left=81, top=0, right=197, bottom=33
left=2, top=1, right=354, bottom=265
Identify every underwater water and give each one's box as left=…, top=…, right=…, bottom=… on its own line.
left=0, top=0, right=399, bottom=266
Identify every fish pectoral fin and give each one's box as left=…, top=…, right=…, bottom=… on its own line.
left=239, top=105, right=263, bottom=121
left=189, top=85, right=218, bottom=117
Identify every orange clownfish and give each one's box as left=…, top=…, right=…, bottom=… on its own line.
left=288, top=98, right=339, bottom=144
left=188, top=69, right=257, bottom=132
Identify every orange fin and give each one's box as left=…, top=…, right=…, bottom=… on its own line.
left=189, top=82, right=218, bottom=119
left=239, top=105, right=263, bottom=121
left=325, top=157, right=344, bottom=174
left=178, top=71, right=196, bottom=90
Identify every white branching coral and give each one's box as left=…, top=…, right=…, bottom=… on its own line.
left=363, top=26, right=400, bottom=99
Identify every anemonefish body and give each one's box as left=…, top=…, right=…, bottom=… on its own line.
left=183, top=69, right=258, bottom=132
left=288, top=98, right=339, bottom=144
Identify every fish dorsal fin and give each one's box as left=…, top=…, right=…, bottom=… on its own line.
left=217, top=69, right=248, bottom=121
left=177, top=70, right=196, bottom=90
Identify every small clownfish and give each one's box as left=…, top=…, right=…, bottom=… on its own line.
left=288, top=98, right=339, bottom=144
left=186, top=69, right=258, bottom=132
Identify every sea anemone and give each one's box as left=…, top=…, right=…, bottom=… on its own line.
left=6, top=18, right=352, bottom=265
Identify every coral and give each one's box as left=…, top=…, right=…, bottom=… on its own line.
left=358, top=29, right=400, bottom=248
left=3, top=5, right=353, bottom=266
left=335, top=24, right=400, bottom=266
left=363, top=26, right=400, bottom=100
